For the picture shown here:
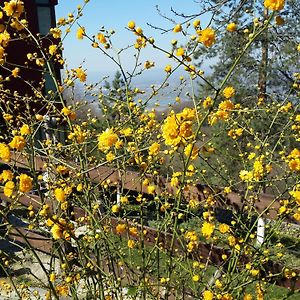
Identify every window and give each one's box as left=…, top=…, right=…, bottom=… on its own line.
left=44, top=72, right=56, bottom=94
left=37, top=7, right=52, bottom=35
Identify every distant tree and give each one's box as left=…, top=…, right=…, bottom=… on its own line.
left=191, top=0, right=300, bottom=186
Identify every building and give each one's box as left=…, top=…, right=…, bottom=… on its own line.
left=0, top=0, right=65, bottom=142
left=0, top=0, right=62, bottom=115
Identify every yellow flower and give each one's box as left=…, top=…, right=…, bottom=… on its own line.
left=127, top=239, right=135, bottom=249
left=147, top=185, right=156, bottom=194
left=184, top=143, right=199, bottom=160
left=222, top=86, right=235, bottom=99
left=112, top=204, right=120, bottom=213
left=162, top=109, right=195, bottom=146
left=203, top=290, right=214, bottom=300
left=98, top=129, right=118, bottom=152
left=264, top=0, right=285, bottom=11
left=173, top=24, right=182, bottom=33
left=243, top=294, right=253, bottom=300
left=127, top=20, right=136, bottom=30
left=120, top=196, right=129, bottom=204
left=120, top=127, right=132, bottom=137
left=290, top=190, right=300, bottom=205
left=176, top=47, right=185, bottom=57
left=19, top=174, right=33, bottom=193
left=192, top=274, right=200, bottom=282
left=253, top=157, right=264, bottom=181
left=75, top=67, right=87, bottom=82
left=9, top=136, right=25, bottom=150
left=227, top=23, right=237, bottom=32
left=0, top=143, right=11, bottom=162
left=106, top=151, right=115, bottom=162
left=49, top=44, right=57, bottom=56
left=54, top=188, right=66, bottom=202
left=4, top=181, right=15, bottom=197
left=201, top=222, right=215, bottom=239
left=76, top=27, right=85, bottom=39
left=56, top=284, right=69, bottom=296
left=50, top=28, right=62, bottom=39
left=239, top=170, right=253, bottom=182
left=198, top=28, right=216, bottom=47
left=3, top=113, right=13, bottom=121
left=3, top=0, right=24, bottom=18
left=61, top=107, right=76, bottom=120
left=1, top=170, right=13, bottom=182
left=51, top=224, right=63, bottom=240
left=49, top=273, right=56, bottom=283
left=219, top=100, right=234, bottom=110
left=11, top=67, right=20, bottom=78
left=116, top=223, right=126, bottom=234
left=193, top=19, right=200, bottom=28
left=203, top=96, right=213, bottom=109
left=20, top=124, right=31, bottom=136
left=219, top=223, right=230, bottom=234
left=148, top=142, right=160, bottom=156
left=97, top=33, right=106, bottom=44
left=164, top=65, right=172, bottom=73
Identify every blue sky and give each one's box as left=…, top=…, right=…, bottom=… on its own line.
left=55, top=1, right=210, bottom=82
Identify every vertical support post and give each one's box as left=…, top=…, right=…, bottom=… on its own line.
left=256, top=217, right=265, bottom=246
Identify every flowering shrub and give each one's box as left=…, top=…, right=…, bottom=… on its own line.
left=0, top=0, right=299, bottom=299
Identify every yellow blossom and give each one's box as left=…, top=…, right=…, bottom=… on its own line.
left=3, top=0, right=24, bottom=18
left=106, top=151, right=115, bottom=162
left=19, top=174, right=33, bottom=193
left=112, top=204, right=120, bottom=213
left=203, top=290, right=214, bottom=300
left=76, top=27, right=85, bottom=39
left=9, top=136, right=25, bottom=150
left=98, top=129, right=118, bottom=152
left=128, top=239, right=135, bottom=249
left=1, top=170, right=13, bottom=182
left=127, top=20, right=135, bottom=29
left=219, top=223, right=230, bottom=234
left=264, top=0, right=285, bottom=11
left=3, top=114, right=13, bottom=121
left=54, top=188, right=66, bottom=202
left=198, top=28, right=216, bottom=47
left=203, top=96, right=213, bottom=109
left=192, top=274, right=200, bottom=282
left=20, top=124, right=31, bottom=136
left=173, top=24, right=182, bottom=33
left=222, top=86, right=235, bottom=99
left=0, top=143, right=11, bottom=162
left=97, top=33, right=107, bottom=44
left=75, top=67, right=87, bottom=82
left=116, top=223, right=126, bottom=234
left=219, top=100, right=234, bottom=110
left=176, top=47, right=185, bottom=57
left=184, top=143, right=199, bottom=160
left=201, top=222, right=215, bottom=239
left=165, top=65, right=172, bottom=73
left=50, top=28, right=62, bottom=39
left=290, top=190, right=300, bottom=205
left=193, top=19, right=200, bottom=28
left=11, top=67, right=20, bottom=78
left=4, top=181, right=15, bottom=197
left=49, top=44, right=57, bottom=56
left=227, top=23, right=237, bottom=32
left=51, top=224, right=63, bottom=240
left=148, top=142, right=160, bottom=156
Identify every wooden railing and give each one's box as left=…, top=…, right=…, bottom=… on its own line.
left=0, top=153, right=299, bottom=290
